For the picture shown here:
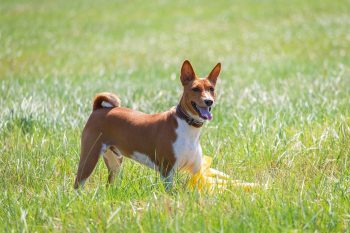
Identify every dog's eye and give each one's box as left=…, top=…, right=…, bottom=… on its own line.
left=192, top=87, right=200, bottom=92
left=209, top=87, right=215, bottom=92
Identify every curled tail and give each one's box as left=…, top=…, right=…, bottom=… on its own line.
left=93, top=92, right=121, bottom=111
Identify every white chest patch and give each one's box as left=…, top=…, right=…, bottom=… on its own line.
left=132, top=151, right=158, bottom=171
left=172, top=117, right=202, bottom=174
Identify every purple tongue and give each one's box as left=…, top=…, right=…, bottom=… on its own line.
left=197, top=106, right=212, bottom=120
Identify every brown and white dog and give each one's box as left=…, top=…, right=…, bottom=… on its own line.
left=74, top=60, right=221, bottom=189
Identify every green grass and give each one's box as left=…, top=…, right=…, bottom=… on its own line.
left=1, top=0, right=350, bottom=232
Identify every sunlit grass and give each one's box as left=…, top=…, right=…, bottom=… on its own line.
left=0, top=0, right=349, bottom=232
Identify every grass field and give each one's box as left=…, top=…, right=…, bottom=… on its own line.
left=1, top=0, right=350, bottom=232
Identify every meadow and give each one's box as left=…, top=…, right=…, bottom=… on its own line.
left=1, top=0, right=349, bottom=232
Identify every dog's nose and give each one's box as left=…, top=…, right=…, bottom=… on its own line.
left=204, top=99, right=213, bottom=107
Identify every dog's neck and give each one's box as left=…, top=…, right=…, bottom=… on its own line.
left=176, top=102, right=204, bottom=128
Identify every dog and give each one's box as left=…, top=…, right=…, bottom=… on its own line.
left=74, top=60, right=221, bottom=189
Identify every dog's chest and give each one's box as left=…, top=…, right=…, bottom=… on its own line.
left=172, top=117, right=202, bottom=173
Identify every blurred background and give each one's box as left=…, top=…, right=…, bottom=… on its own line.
left=2, top=0, right=349, bottom=78
left=1, top=0, right=349, bottom=119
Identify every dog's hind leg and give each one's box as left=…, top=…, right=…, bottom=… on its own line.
left=103, top=146, right=123, bottom=185
left=74, top=133, right=103, bottom=189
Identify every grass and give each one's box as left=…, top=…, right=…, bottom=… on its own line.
left=1, top=0, right=350, bottom=232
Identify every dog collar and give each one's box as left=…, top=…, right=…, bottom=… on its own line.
left=176, top=105, right=204, bottom=128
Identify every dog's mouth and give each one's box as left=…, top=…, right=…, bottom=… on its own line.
left=191, top=102, right=212, bottom=120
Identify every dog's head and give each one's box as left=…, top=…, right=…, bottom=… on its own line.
left=180, top=60, right=221, bottom=121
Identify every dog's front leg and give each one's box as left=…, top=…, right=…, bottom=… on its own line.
left=161, top=169, right=175, bottom=191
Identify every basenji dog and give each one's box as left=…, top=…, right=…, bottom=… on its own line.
left=74, top=60, right=221, bottom=189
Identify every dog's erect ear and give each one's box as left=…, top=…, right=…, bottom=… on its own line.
left=180, top=60, right=196, bottom=86
left=207, top=63, right=221, bottom=86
